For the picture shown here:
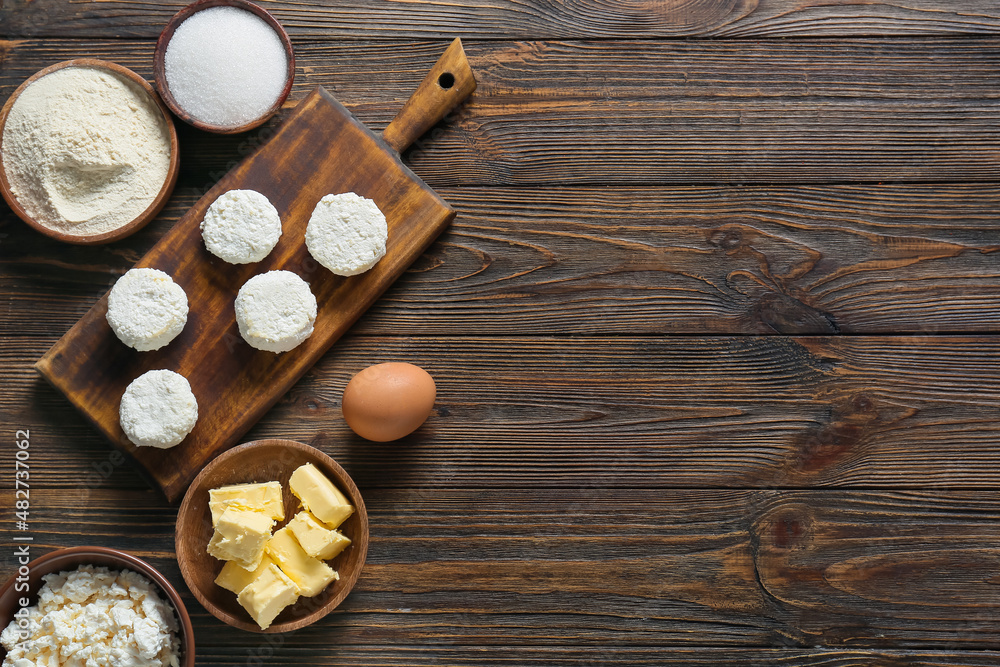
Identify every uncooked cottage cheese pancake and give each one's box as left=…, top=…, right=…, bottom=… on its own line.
left=234, top=270, right=317, bottom=353
left=305, top=192, right=387, bottom=276
left=120, top=369, right=198, bottom=449
left=106, top=268, right=188, bottom=351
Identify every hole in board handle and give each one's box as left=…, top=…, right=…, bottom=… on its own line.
left=438, top=72, right=455, bottom=89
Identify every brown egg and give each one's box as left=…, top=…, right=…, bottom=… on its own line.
left=341, top=362, right=436, bottom=442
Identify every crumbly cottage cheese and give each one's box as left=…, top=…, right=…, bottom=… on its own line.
left=234, top=270, right=317, bottom=353
left=106, top=269, right=188, bottom=351
left=120, top=370, right=198, bottom=449
left=0, top=565, right=181, bottom=667
left=200, top=189, right=282, bottom=264
left=305, top=192, right=388, bottom=276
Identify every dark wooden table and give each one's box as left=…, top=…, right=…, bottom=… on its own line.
left=3, top=2, right=1000, bottom=665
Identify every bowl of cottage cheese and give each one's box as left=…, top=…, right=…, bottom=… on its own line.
left=0, top=546, right=193, bottom=667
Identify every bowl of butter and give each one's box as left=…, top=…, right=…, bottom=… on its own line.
left=175, top=439, right=369, bottom=633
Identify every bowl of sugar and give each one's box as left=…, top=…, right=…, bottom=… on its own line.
left=0, top=59, right=180, bottom=244
left=154, top=0, right=295, bottom=134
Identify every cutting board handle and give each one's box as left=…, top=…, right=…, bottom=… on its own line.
left=382, top=38, right=477, bottom=153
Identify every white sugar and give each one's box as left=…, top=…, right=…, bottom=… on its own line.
left=164, top=6, right=289, bottom=128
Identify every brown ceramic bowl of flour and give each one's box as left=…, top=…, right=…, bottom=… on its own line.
left=0, top=59, right=180, bottom=245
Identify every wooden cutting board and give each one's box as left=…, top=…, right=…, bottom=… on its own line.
left=35, top=39, right=476, bottom=503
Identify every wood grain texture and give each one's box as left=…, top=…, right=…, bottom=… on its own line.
left=8, top=335, right=1000, bottom=490
left=187, top=649, right=1000, bottom=667
left=2, top=39, right=998, bottom=186
left=34, top=85, right=457, bottom=502
left=2, top=0, right=1000, bottom=38
left=2, top=2, right=999, bottom=662
left=179, top=648, right=1000, bottom=667
left=3, top=489, right=1000, bottom=650
left=4, top=184, right=1000, bottom=337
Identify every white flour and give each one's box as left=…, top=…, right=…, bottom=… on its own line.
left=1, top=66, right=172, bottom=237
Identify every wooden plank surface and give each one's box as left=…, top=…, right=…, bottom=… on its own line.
left=186, top=650, right=1000, bottom=667
left=8, top=335, right=1000, bottom=490
left=3, top=489, right=1000, bottom=650
left=3, top=40, right=999, bottom=186
left=2, top=0, right=1000, bottom=38
left=4, top=184, right=1000, bottom=337
left=2, top=1, right=998, bottom=664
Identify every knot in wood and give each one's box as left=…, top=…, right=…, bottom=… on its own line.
left=708, top=225, right=744, bottom=251
left=753, top=292, right=839, bottom=335
left=754, top=502, right=814, bottom=552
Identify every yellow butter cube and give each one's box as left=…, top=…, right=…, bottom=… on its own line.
left=289, top=463, right=354, bottom=529
left=286, top=511, right=352, bottom=560
left=266, top=526, right=339, bottom=597
left=215, top=554, right=277, bottom=595
left=209, top=482, right=284, bottom=525
left=237, top=563, right=299, bottom=630
left=207, top=507, right=275, bottom=571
